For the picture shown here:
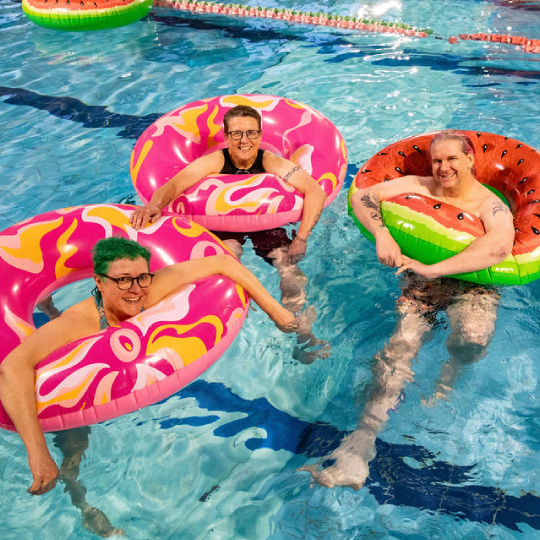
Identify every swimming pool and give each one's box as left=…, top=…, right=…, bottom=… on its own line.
left=1, top=0, right=540, bottom=538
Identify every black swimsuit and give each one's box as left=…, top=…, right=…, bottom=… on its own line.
left=215, top=149, right=292, bottom=264
left=221, top=148, right=266, bottom=174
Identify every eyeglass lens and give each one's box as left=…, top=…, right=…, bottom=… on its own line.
left=228, top=130, right=260, bottom=140
left=105, top=273, right=153, bottom=290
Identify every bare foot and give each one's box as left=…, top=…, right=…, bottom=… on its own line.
left=293, top=339, right=331, bottom=364
left=300, top=452, right=371, bottom=490
left=300, top=432, right=376, bottom=490
left=81, top=505, right=124, bottom=537
left=421, top=383, right=451, bottom=407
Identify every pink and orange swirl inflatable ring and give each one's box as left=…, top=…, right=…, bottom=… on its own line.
left=130, top=94, right=348, bottom=232
left=0, top=204, right=248, bottom=432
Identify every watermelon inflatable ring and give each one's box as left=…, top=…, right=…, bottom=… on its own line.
left=22, top=0, right=153, bottom=31
left=348, top=131, right=540, bottom=286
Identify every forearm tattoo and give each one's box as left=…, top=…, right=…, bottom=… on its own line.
left=283, top=166, right=300, bottom=183
left=360, top=194, right=386, bottom=228
left=492, top=202, right=510, bottom=216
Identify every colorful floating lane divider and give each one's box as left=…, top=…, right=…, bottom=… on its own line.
left=348, top=131, right=540, bottom=286
left=22, top=0, right=153, bottom=31
left=153, top=0, right=540, bottom=55
left=449, top=33, right=540, bottom=54
left=0, top=204, right=248, bottom=432
left=20, top=0, right=540, bottom=55
left=152, top=0, right=432, bottom=37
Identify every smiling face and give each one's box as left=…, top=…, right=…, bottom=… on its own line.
left=225, top=116, right=262, bottom=169
left=95, top=256, right=151, bottom=324
left=430, top=139, right=475, bottom=192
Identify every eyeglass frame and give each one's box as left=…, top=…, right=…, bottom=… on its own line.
left=98, top=273, right=154, bottom=290
left=225, top=129, right=261, bottom=140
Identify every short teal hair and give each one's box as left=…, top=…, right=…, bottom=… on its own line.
left=92, top=237, right=151, bottom=276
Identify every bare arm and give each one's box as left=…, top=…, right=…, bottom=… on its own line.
left=263, top=153, right=327, bottom=261
left=130, top=151, right=225, bottom=229
left=397, top=199, right=515, bottom=278
left=149, top=254, right=305, bottom=331
left=350, top=176, right=425, bottom=267
left=0, top=303, right=96, bottom=495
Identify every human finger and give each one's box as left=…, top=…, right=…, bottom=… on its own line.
left=129, top=208, right=144, bottom=230
left=395, top=263, right=410, bottom=276
left=28, top=476, right=57, bottom=495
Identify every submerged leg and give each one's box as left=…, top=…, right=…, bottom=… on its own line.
left=36, top=295, right=61, bottom=321
left=302, top=307, right=433, bottom=489
left=269, top=247, right=330, bottom=363
left=428, top=288, right=498, bottom=403
left=54, top=427, right=123, bottom=538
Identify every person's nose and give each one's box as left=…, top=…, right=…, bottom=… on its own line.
left=240, top=131, right=249, bottom=142
left=128, top=279, right=142, bottom=292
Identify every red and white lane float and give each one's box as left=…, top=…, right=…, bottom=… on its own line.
left=348, top=131, right=540, bottom=286
left=0, top=204, right=248, bottom=432
left=130, top=94, right=348, bottom=232
left=22, top=0, right=153, bottom=31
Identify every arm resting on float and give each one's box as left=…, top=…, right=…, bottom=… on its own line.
left=397, top=200, right=515, bottom=278
left=263, top=153, right=327, bottom=258
left=151, top=255, right=299, bottom=331
left=350, top=179, right=424, bottom=268
left=0, top=306, right=94, bottom=494
left=130, top=152, right=225, bottom=229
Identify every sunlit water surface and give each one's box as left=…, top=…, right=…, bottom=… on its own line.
left=1, top=0, right=540, bottom=538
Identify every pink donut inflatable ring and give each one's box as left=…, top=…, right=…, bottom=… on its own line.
left=130, top=94, right=348, bottom=232
left=0, top=204, right=249, bottom=432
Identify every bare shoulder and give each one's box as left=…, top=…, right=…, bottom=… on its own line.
left=53, top=298, right=98, bottom=336
left=7, top=297, right=98, bottom=369
left=262, top=151, right=291, bottom=176
left=479, top=188, right=513, bottom=222
left=180, top=149, right=225, bottom=179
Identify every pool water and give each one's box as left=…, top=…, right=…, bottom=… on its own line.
left=1, top=0, right=540, bottom=538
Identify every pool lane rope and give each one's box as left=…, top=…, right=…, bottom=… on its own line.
left=153, top=0, right=431, bottom=37
left=152, top=0, right=540, bottom=55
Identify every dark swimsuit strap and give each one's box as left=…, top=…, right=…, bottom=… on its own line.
left=92, top=287, right=145, bottom=330
left=92, top=287, right=109, bottom=330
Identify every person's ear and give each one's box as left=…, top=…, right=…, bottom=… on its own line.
left=94, top=274, right=104, bottom=292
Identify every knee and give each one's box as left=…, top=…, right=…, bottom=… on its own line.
left=446, top=328, right=492, bottom=362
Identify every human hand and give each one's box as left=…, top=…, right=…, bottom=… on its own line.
left=129, top=204, right=162, bottom=230
left=395, top=256, right=440, bottom=279
left=287, top=236, right=307, bottom=264
left=276, top=305, right=316, bottom=335
left=27, top=450, right=59, bottom=495
left=375, top=234, right=403, bottom=268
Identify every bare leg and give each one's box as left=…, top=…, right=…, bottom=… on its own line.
left=36, top=295, right=61, bottom=320
left=268, top=247, right=330, bottom=363
left=427, top=288, right=498, bottom=403
left=302, top=308, right=433, bottom=489
left=54, top=428, right=123, bottom=537
left=222, top=239, right=244, bottom=260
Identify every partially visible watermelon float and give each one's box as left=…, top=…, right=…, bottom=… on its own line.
left=348, top=130, right=540, bottom=286
left=22, top=0, right=153, bottom=31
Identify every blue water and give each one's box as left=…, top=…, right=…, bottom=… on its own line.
left=2, top=0, right=540, bottom=538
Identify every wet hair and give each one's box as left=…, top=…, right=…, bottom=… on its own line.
left=430, top=129, right=475, bottom=156
left=92, top=237, right=151, bottom=276
left=223, top=105, right=262, bottom=134
left=430, top=129, right=476, bottom=175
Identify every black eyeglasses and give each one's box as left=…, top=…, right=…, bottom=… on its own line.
left=100, top=273, right=154, bottom=290
left=226, top=130, right=261, bottom=140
